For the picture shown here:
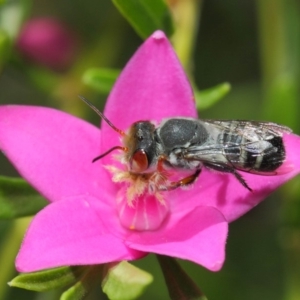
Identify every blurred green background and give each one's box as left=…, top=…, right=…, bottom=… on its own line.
left=0, top=0, right=300, bottom=299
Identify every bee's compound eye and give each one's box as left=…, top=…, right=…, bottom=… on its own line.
left=130, top=149, right=149, bottom=173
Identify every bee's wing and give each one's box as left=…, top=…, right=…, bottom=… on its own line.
left=204, top=119, right=292, bottom=138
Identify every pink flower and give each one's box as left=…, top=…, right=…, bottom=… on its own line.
left=16, top=17, right=77, bottom=71
left=1, top=31, right=300, bottom=273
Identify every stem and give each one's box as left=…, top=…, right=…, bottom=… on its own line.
left=169, top=0, right=202, bottom=70
left=257, top=2, right=300, bottom=300
left=256, top=0, right=286, bottom=88
left=256, top=0, right=300, bottom=129
left=157, top=255, right=206, bottom=300
left=0, top=218, right=31, bottom=299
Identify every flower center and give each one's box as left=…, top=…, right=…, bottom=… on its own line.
left=116, top=187, right=170, bottom=231
left=106, top=165, right=170, bottom=231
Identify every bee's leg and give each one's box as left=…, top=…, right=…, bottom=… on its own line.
left=205, top=163, right=252, bottom=192
left=231, top=169, right=252, bottom=191
left=156, top=156, right=202, bottom=191
left=166, top=168, right=202, bottom=190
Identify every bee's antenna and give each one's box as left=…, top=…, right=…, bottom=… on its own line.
left=79, top=95, right=127, bottom=162
left=79, top=95, right=125, bottom=136
left=92, top=146, right=127, bottom=163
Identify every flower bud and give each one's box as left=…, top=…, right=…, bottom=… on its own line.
left=16, top=18, right=77, bottom=72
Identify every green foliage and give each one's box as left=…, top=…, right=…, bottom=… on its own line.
left=60, top=266, right=104, bottom=300
left=9, top=263, right=153, bottom=300
left=0, top=176, right=47, bottom=219
left=102, top=261, right=153, bottom=300
left=257, top=0, right=300, bottom=131
left=1, top=1, right=300, bottom=299
left=0, top=0, right=31, bottom=39
left=9, top=266, right=88, bottom=292
left=82, top=68, right=120, bottom=94
left=112, top=0, right=174, bottom=39
left=195, top=82, right=231, bottom=110
left=0, top=29, right=10, bottom=71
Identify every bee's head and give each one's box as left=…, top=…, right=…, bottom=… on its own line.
left=123, top=121, right=156, bottom=173
left=79, top=96, right=157, bottom=172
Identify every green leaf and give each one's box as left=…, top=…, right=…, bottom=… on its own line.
left=157, top=255, right=207, bottom=300
left=102, top=261, right=153, bottom=300
left=60, top=265, right=104, bottom=300
left=0, top=0, right=31, bottom=40
left=82, top=68, right=120, bottom=94
left=0, top=176, right=47, bottom=219
left=112, top=0, right=174, bottom=39
left=195, top=82, right=231, bottom=110
left=60, top=280, right=90, bottom=300
left=9, top=266, right=88, bottom=292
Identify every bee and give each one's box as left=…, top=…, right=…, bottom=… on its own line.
left=80, top=96, right=292, bottom=204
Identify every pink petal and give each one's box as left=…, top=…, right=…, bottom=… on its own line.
left=171, top=133, right=300, bottom=222
left=0, top=105, right=114, bottom=203
left=16, top=196, right=144, bottom=272
left=101, top=30, right=197, bottom=158
left=126, top=206, right=228, bottom=271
